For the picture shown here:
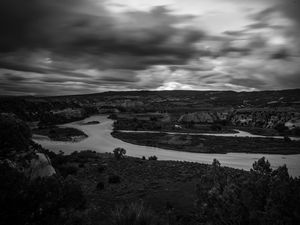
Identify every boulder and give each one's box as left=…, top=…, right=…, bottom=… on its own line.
left=27, top=153, right=56, bottom=180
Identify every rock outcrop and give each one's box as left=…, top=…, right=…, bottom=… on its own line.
left=27, top=153, right=56, bottom=180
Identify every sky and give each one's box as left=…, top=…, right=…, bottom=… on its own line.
left=0, top=0, right=299, bottom=96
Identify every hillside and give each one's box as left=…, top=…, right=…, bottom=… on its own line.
left=1, top=89, right=300, bottom=121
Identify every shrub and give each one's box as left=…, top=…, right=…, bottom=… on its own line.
left=97, top=165, right=106, bottom=173
left=0, top=164, right=86, bottom=225
left=148, top=155, right=157, bottom=161
left=61, top=175, right=86, bottom=210
left=251, top=157, right=272, bottom=175
left=210, top=123, right=222, bottom=131
left=58, top=164, right=78, bottom=177
left=0, top=113, right=32, bottom=156
left=284, top=136, right=292, bottom=142
left=108, top=175, right=121, bottom=184
left=196, top=157, right=300, bottom=225
left=112, top=201, right=157, bottom=225
left=291, top=127, right=300, bottom=136
left=113, top=148, right=126, bottom=160
left=78, top=163, right=85, bottom=168
left=274, top=123, right=288, bottom=133
left=96, top=181, right=104, bottom=190
left=142, top=156, right=146, bottom=160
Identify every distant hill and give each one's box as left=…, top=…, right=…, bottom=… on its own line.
left=1, top=89, right=300, bottom=121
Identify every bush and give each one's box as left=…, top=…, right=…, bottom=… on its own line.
left=196, top=157, right=300, bottom=225
left=108, top=175, right=121, bottom=184
left=113, top=148, right=126, bottom=160
left=96, top=181, right=104, bottom=190
left=57, top=164, right=78, bottom=177
left=274, top=123, right=288, bottom=133
left=284, top=136, right=292, bottom=142
left=291, top=127, right=300, bottom=136
left=61, top=175, right=86, bottom=210
left=112, top=201, right=157, bottom=225
left=78, top=163, right=85, bottom=168
left=97, top=165, right=106, bottom=173
left=210, top=123, right=222, bottom=131
left=0, top=113, right=32, bottom=156
left=148, top=156, right=157, bottom=161
left=0, top=164, right=86, bottom=225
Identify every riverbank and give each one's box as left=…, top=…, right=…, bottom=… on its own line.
left=112, top=131, right=300, bottom=155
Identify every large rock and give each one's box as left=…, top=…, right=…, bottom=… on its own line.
left=27, top=153, right=56, bottom=180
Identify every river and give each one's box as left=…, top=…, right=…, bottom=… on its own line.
left=33, top=115, right=300, bottom=177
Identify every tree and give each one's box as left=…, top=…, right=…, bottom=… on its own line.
left=148, top=155, right=157, bottom=160
left=113, top=148, right=126, bottom=160
left=0, top=113, right=32, bottom=156
left=196, top=157, right=300, bottom=225
left=274, top=123, right=288, bottom=133
left=251, top=157, right=272, bottom=176
left=0, top=164, right=86, bottom=225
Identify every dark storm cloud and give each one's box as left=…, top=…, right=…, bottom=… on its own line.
left=0, top=0, right=209, bottom=95
left=271, top=49, right=290, bottom=60
left=279, top=1, right=300, bottom=28
left=251, top=1, right=300, bottom=32
left=220, top=46, right=250, bottom=56
left=0, top=61, right=47, bottom=74
left=246, top=22, right=269, bottom=29
left=0, top=0, right=204, bottom=70
left=2, top=73, right=26, bottom=82
left=223, top=30, right=246, bottom=36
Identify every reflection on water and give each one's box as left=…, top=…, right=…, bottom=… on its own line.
left=34, top=115, right=300, bottom=177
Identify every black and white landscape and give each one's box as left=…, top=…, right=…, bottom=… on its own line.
left=1, top=1, right=300, bottom=225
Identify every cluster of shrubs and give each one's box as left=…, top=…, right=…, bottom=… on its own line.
left=112, top=201, right=157, bottom=225
left=148, top=155, right=158, bottom=160
left=0, top=162, right=86, bottom=225
left=142, top=155, right=158, bottom=160
left=196, top=158, right=300, bottom=225
left=108, top=175, right=121, bottom=184
left=113, top=148, right=126, bottom=160
left=0, top=112, right=88, bottom=225
left=0, top=113, right=32, bottom=157
left=113, top=118, right=165, bottom=131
